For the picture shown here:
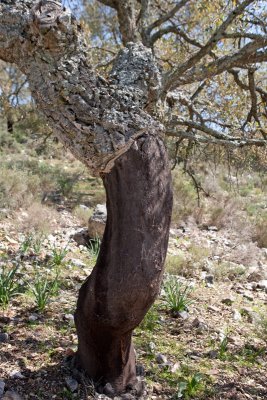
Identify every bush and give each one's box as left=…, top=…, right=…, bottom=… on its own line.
left=171, top=169, right=197, bottom=225
left=0, top=167, right=40, bottom=211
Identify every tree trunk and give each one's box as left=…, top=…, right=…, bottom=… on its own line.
left=75, top=134, right=172, bottom=394
left=0, top=2, right=173, bottom=395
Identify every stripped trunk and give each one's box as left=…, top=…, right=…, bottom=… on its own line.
left=75, top=135, right=172, bottom=392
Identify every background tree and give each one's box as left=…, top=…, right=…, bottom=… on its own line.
left=0, top=0, right=266, bottom=396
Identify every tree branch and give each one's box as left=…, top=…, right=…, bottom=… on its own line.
left=145, top=0, right=190, bottom=36
left=150, top=25, right=203, bottom=48
left=164, top=39, right=267, bottom=88
left=163, top=0, right=256, bottom=92
left=166, top=129, right=267, bottom=147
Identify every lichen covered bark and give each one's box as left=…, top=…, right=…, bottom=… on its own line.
left=0, top=0, right=163, bottom=174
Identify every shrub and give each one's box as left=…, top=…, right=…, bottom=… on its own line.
left=0, top=167, right=40, bottom=211
left=171, top=169, right=197, bottom=225
left=165, top=254, right=187, bottom=276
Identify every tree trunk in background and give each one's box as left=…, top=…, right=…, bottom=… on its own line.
left=75, top=134, right=172, bottom=393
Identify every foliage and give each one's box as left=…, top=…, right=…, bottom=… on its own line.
left=163, top=277, right=193, bottom=313
left=88, top=237, right=101, bottom=260
left=50, top=245, right=68, bottom=267
left=0, top=264, right=21, bottom=307
left=28, top=273, right=60, bottom=312
left=175, top=373, right=204, bottom=399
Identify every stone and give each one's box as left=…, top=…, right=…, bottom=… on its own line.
left=65, top=376, right=78, bottom=392
left=120, top=394, right=135, bottom=400
left=148, top=342, right=156, bottom=353
left=233, top=310, right=242, bottom=321
left=2, top=391, right=23, bottom=400
left=136, top=364, right=145, bottom=376
left=0, top=380, right=5, bottom=397
left=177, top=311, right=189, bottom=320
left=70, top=258, right=86, bottom=268
left=152, top=383, right=163, bottom=394
left=256, top=280, right=267, bottom=291
left=192, top=318, right=208, bottom=332
left=28, top=314, right=38, bottom=322
left=0, top=332, right=9, bottom=343
left=205, top=274, right=214, bottom=285
left=208, top=226, right=218, bottom=231
left=247, top=268, right=267, bottom=282
left=208, top=305, right=220, bottom=312
left=64, top=314, right=75, bottom=327
left=156, top=353, right=168, bottom=364
left=103, top=383, right=115, bottom=397
left=171, top=362, right=180, bottom=373
left=88, top=204, right=107, bottom=238
left=10, top=371, right=25, bottom=379
left=71, top=228, right=90, bottom=247
left=221, top=297, right=234, bottom=306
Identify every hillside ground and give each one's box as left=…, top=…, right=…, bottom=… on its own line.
left=0, top=128, right=266, bottom=400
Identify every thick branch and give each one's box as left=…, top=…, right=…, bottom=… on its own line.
left=97, top=0, right=139, bottom=45
left=0, top=1, right=162, bottom=175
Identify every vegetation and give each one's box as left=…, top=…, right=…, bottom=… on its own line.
left=0, top=0, right=266, bottom=398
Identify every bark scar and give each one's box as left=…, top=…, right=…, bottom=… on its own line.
left=101, top=129, right=148, bottom=175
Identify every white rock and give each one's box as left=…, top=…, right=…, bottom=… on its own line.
left=10, top=371, right=25, bottom=379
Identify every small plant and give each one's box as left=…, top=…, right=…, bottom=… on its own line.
left=163, top=277, right=193, bottom=313
left=29, top=273, right=59, bottom=312
left=20, top=234, right=33, bottom=254
left=139, top=305, right=159, bottom=332
left=0, top=264, right=21, bottom=307
left=175, top=373, right=204, bottom=399
left=32, top=235, right=44, bottom=255
left=218, top=335, right=229, bottom=360
left=88, top=237, right=101, bottom=259
left=50, top=245, right=68, bottom=266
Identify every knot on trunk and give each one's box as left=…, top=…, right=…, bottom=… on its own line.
left=30, top=0, right=80, bottom=54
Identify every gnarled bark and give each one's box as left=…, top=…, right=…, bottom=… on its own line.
left=0, top=0, right=173, bottom=395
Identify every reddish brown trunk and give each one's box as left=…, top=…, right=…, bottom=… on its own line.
left=74, top=134, right=173, bottom=395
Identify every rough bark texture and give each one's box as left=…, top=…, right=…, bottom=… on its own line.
left=75, top=134, right=172, bottom=393
left=0, top=1, right=173, bottom=394
left=0, top=0, right=163, bottom=174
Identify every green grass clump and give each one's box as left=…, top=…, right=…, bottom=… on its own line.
left=28, top=273, right=60, bottom=312
left=163, top=277, right=193, bottom=313
left=175, top=373, right=205, bottom=399
left=0, top=264, right=21, bottom=307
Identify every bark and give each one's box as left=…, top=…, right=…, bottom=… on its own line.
left=0, top=1, right=173, bottom=395
left=75, top=134, right=172, bottom=393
